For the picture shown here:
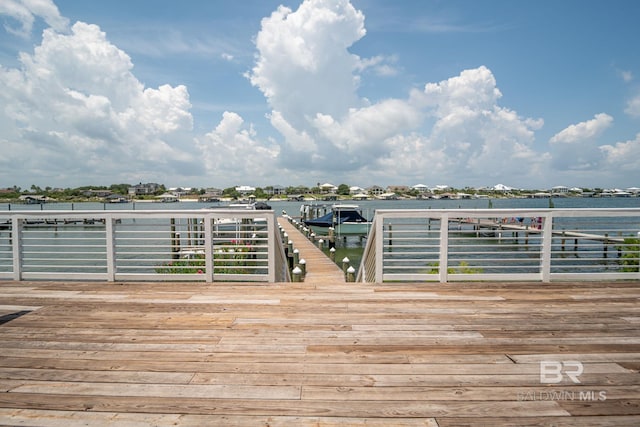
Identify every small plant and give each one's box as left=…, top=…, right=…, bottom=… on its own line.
left=427, top=261, right=483, bottom=274
left=156, top=241, right=256, bottom=275
left=156, top=257, right=205, bottom=274
left=618, top=238, right=640, bottom=272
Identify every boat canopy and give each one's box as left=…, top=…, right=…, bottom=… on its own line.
left=304, top=209, right=369, bottom=227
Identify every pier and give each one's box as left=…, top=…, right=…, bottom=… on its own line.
left=277, top=217, right=345, bottom=284
left=459, top=217, right=627, bottom=244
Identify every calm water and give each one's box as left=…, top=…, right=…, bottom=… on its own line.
left=2, top=195, right=639, bottom=212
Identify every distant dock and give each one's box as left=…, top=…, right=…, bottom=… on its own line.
left=458, top=218, right=626, bottom=244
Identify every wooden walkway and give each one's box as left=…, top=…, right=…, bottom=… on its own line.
left=0, top=279, right=639, bottom=426
left=277, top=217, right=346, bottom=284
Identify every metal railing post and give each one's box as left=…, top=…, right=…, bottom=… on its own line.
left=204, top=215, right=214, bottom=282
left=540, top=212, right=553, bottom=282
left=11, top=217, right=22, bottom=281
left=105, top=216, right=116, bottom=281
left=267, top=214, right=277, bottom=282
left=439, top=213, right=449, bottom=283
left=375, top=215, right=384, bottom=282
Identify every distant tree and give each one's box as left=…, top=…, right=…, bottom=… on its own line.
left=109, top=184, right=130, bottom=195
left=286, top=185, right=310, bottom=195
left=254, top=188, right=267, bottom=199
left=337, top=184, right=350, bottom=196
left=223, top=187, right=240, bottom=199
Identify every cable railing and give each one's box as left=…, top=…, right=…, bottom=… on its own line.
left=357, top=208, right=640, bottom=283
left=0, top=209, right=289, bottom=282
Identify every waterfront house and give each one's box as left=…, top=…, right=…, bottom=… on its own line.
left=319, top=183, right=338, bottom=194
left=129, top=183, right=161, bottom=196
left=551, top=185, right=569, bottom=195
left=492, top=184, right=512, bottom=192
left=265, top=185, right=286, bottom=196
left=411, top=184, right=430, bottom=193
left=204, top=188, right=223, bottom=197
left=349, top=186, right=366, bottom=195
left=367, top=185, right=385, bottom=197
left=169, top=187, right=191, bottom=197
left=235, top=185, right=256, bottom=195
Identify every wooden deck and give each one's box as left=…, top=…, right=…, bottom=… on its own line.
left=0, top=278, right=639, bottom=426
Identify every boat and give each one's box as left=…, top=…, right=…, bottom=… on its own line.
left=203, top=201, right=271, bottom=236
left=303, top=204, right=371, bottom=236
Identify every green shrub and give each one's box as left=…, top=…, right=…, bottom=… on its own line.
left=156, top=241, right=255, bottom=275
left=618, top=238, right=640, bottom=272
left=427, top=261, right=483, bottom=274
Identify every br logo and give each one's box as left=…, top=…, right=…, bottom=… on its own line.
left=539, top=361, right=584, bottom=384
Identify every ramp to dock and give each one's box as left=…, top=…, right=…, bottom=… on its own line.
left=277, top=217, right=345, bottom=284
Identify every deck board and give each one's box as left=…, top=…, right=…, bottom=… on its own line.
left=0, top=279, right=639, bottom=426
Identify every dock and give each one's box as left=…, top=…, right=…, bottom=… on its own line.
left=460, top=218, right=627, bottom=244
left=277, top=217, right=346, bottom=284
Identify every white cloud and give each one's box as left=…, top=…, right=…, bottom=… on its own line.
left=244, top=1, right=549, bottom=187
left=379, top=66, right=547, bottom=183
left=547, top=113, right=617, bottom=172
left=0, top=0, right=68, bottom=36
left=196, top=111, right=280, bottom=183
left=357, top=54, right=399, bottom=76
left=269, top=110, right=317, bottom=154
left=0, top=20, right=199, bottom=185
left=625, top=94, right=640, bottom=118
left=549, top=113, right=613, bottom=144
left=249, top=0, right=366, bottom=128
left=312, top=96, right=424, bottom=161
left=600, top=133, right=640, bottom=171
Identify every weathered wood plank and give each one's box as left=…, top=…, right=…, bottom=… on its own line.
left=0, top=409, right=440, bottom=427
left=0, top=393, right=571, bottom=418
left=1, top=279, right=639, bottom=424
left=437, top=416, right=640, bottom=427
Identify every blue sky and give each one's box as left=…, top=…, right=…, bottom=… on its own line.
left=1, top=0, right=639, bottom=190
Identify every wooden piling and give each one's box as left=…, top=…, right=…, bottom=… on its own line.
left=170, top=218, right=179, bottom=259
